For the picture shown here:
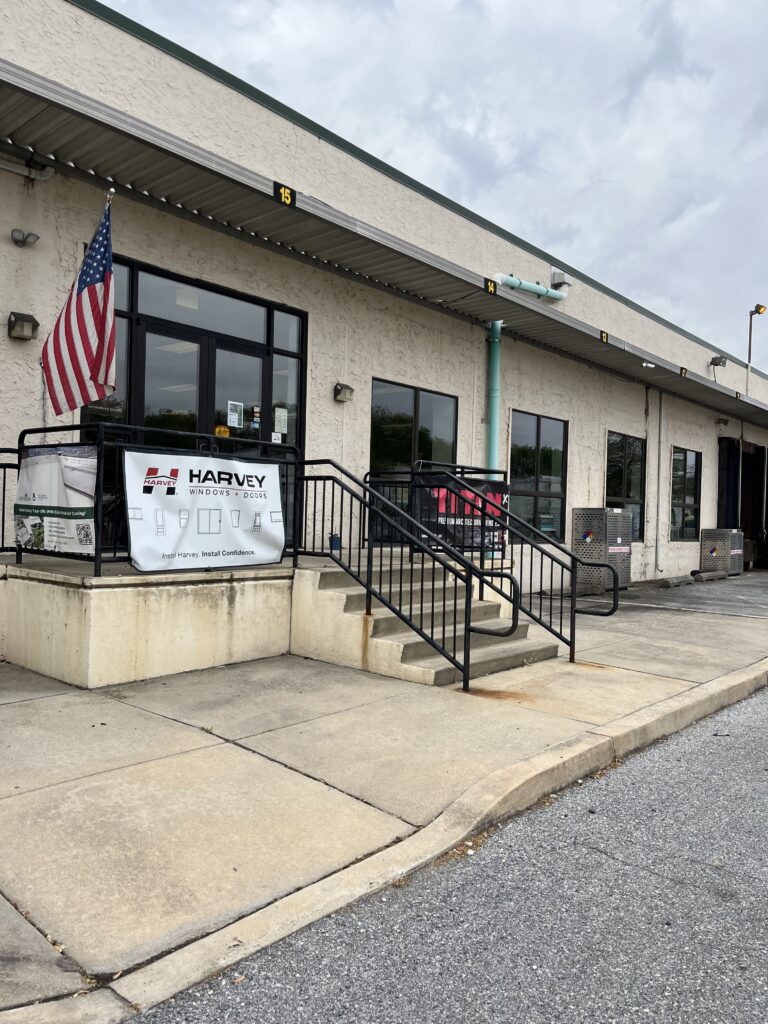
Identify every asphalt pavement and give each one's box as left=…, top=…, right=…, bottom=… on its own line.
left=139, top=686, right=768, bottom=1024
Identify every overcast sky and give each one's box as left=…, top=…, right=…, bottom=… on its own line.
left=105, top=0, right=768, bottom=372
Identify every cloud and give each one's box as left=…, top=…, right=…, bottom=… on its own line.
left=105, top=0, right=768, bottom=371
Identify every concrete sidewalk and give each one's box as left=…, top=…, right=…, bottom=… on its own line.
left=1, top=573, right=767, bottom=1022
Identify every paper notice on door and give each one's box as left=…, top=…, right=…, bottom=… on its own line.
left=273, top=406, right=288, bottom=434
left=227, top=401, right=244, bottom=428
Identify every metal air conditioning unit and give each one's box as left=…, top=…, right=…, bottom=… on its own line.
left=700, top=529, right=743, bottom=576
left=571, top=507, right=633, bottom=595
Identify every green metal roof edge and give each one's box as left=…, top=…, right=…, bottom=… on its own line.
left=63, top=0, right=761, bottom=378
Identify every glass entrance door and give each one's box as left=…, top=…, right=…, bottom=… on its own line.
left=211, top=346, right=264, bottom=442
left=141, top=329, right=266, bottom=446
left=143, top=330, right=202, bottom=435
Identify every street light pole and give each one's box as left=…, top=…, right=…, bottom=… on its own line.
left=747, top=303, right=766, bottom=396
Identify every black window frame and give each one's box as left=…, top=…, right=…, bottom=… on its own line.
left=369, top=378, right=458, bottom=473
left=509, top=409, right=568, bottom=542
left=82, top=255, right=308, bottom=455
left=605, top=430, right=646, bottom=541
left=670, top=446, right=702, bottom=542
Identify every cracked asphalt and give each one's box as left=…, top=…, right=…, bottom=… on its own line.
left=139, top=687, right=768, bottom=1024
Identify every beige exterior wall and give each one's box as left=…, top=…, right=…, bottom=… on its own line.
left=2, top=167, right=768, bottom=584
left=3, top=0, right=767, bottom=407
left=2, top=0, right=768, bottom=593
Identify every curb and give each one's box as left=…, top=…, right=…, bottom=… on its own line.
left=587, top=658, right=768, bottom=758
left=111, top=733, right=614, bottom=1012
left=5, top=658, right=768, bottom=1021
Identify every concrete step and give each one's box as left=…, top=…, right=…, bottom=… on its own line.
left=342, top=580, right=472, bottom=613
left=369, top=598, right=502, bottom=638
left=418, top=637, right=560, bottom=686
left=386, top=620, right=531, bottom=663
left=317, top=563, right=466, bottom=592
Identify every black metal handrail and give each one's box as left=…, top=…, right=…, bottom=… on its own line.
left=0, top=448, right=19, bottom=554
left=16, top=423, right=300, bottom=575
left=297, top=459, right=521, bottom=689
left=410, top=468, right=619, bottom=661
left=9, top=427, right=523, bottom=689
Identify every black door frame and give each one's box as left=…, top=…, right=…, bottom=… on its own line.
left=134, top=321, right=269, bottom=442
left=112, top=255, right=307, bottom=455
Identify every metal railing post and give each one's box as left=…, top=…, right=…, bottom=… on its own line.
left=93, top=425, right=105, bottom=578
left=292, top=462, right=301, bottom=568
left=462, top=575, right=473, bottom=691
left=365, top=503, right=375, bottom=616
left=569, top=555, right=577, bottom=663
left=479, top=497, right=486, bottom=601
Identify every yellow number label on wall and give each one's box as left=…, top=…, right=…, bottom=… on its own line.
left=273, top=181, right=296, bottom=207
left=483, top=278, right=497, bottom=295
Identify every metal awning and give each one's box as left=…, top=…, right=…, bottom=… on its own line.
left=2, top=56, right=768, bottom=431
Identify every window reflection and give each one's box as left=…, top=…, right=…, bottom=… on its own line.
left=214, top=349, right=263, bottom=440
left=139, top=271, right=266, bottom=343
left=81, top=319, right=129, bottom=425
left=417, top=391, right=456, bottom=465
left=509, top=411, right=567, bottom=542
left=113, top=263, right=130, bottom=312
left=606, top=431, right=646, bottom=541
left=272, top=355, right=299, bottom=446
left=371, top=381, right=415, bottom=473
left=274, top=311, right=301, bottom=352
left=143, top=332, right=199, bottom=434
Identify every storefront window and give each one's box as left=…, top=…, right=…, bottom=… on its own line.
left=370, top=380, right=457, bottom=473
left=606, top=431, right=646, bottom=540
left=670, top=446, right=701, bottom=540
left=509, top=411, right=567, bottom=540
left=272, top=355, right=300, bottom=447
left=138, top=270, right=266, bottom=343
left=274, top=311, right=301, bottom=353
left=83, top=259, right=306, bottom=452
left=80, top=318, right=129, bottom=426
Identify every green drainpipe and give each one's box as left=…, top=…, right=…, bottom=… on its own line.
left=487, top=320, right=502, bottom=476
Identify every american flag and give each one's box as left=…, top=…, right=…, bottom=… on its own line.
left=42, top=202, right=116, bottom=415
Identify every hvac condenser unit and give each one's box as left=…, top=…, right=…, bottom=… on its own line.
left=700, top=529, right=744, bottom=576
left=571, top=508, right=633, bottom=595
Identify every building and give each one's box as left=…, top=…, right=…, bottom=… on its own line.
left=1, top=0, right=767, bottom=687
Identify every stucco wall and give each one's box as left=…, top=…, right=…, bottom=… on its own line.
left=2, top=0, right=767, bottom=407
left=2, top=167, right=767, bottom=584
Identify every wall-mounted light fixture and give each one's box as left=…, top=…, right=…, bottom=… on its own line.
left=10, top=229, right=40, bottom=248
left=710, top=355, right=727, bottom=368
left=641, top=360, right=656, bottom=369
left=7, top=312, right=40, bottom=341
left=334, top=382, right=354, bottom=403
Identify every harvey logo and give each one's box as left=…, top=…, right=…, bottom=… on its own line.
left=143, top=467, right=179, bottom=496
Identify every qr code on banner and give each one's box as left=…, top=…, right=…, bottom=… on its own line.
left=76, top=523, right=93, bottom=546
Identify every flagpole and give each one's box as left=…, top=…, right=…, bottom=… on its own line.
left=105, top=187, right=116, bottom=206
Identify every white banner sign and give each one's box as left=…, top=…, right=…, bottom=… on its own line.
left=123, top=450, right=285, bottom=572
left=15, top=445, right=97, bottom=555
